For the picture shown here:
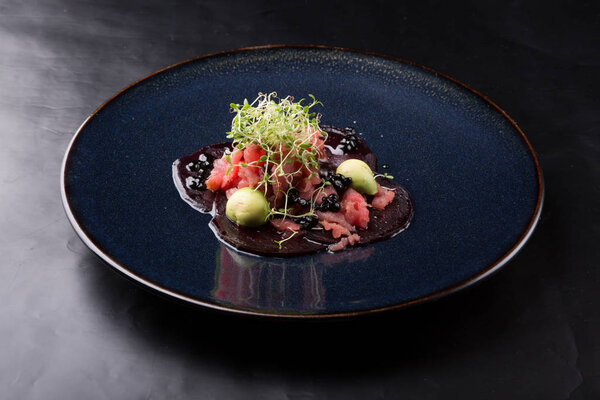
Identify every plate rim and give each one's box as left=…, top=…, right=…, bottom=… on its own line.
left=60, top=44, right=545, bottom=319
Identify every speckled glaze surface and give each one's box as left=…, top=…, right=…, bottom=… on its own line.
left=61, top=46, right=543, bottom=318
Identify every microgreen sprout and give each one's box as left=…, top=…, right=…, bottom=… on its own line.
left=374, top=173, right=394, bottom=180
left=227, top=93, right=324, bottom=179
left=225, top=92, right=328, bottom=224
left=274, top=230, right=299, bottom=249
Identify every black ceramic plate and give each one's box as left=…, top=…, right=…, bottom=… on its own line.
left=62, top=45, right=543, bottom=318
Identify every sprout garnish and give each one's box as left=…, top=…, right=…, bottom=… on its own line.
left=225, top=92, right=327, bottom=222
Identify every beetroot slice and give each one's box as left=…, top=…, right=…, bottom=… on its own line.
left=173, top=126, right=413, bottom=256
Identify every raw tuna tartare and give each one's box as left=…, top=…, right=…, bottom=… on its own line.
left=173, top=93, right=412, bottom=256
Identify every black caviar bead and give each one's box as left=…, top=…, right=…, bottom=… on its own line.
left=318, top=202, right=330, bottom=212
left=186, top=176, right=205, bottom=191
left=329, top=173, right=352, bottom=194
left=198, top=153, right=214, bottom=168
left=186, top=161, right=204, bottom=173
left=327, top=194, right=341, bottom=212
left=332, top=180, right=343, bottom=192
left=319, top=169, right=332, bottom=181
left=293, top=215, right=318, bottom=229
left=286, top=188, right=310, bottom=208
left=339, top=134, right=358, bottom=152
left=287, top=188, right=300, bottom=201
left=318, top=193, right=341, bottom=212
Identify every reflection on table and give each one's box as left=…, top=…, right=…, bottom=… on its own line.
left=212, top=244, right=373, bottom=313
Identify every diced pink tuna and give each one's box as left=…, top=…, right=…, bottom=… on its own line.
left=341, top=188, right=370, bottom=229
left=206, top=151, right=243, bottom=191
left=270, top=171, right=289, bottom=207
left=298, top=174, right=322, bottom=200
left=206, top=158, right=231, bottom=191
left=221, top=150, right=243, bottom=190
left=320, top=220, right=350, bottom=239
left=237, top=165, right=264, bottom=189
left=225, top=188, right=238, bottom=199
left=270, top=218, right=301, bottom=232
left=317, top=211, right=356, bottom=239
left=329, top=233, right=361, bottom=252
left=308, top=127, right=326, bottom=159
left=348, top=233, right=360, bottom=245
left=243, top=144, right=266, bottom=166
left=371, top=184, right=396, bottom=210
left=270, top=161, right=303, bottom=207
left=329, top=238, right=348, bottom=252
left=316, top=211, right=355, bottom=232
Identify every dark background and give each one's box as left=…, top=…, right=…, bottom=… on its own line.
left=1, top=1, right=598, bottom=398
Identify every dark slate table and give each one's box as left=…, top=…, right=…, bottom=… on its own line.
left=1, top=1, right=598, bottom=398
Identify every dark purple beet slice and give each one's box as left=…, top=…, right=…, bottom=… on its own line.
left=303, top=178, right=413, bottom=246
left=209, top=192, right=327, bottom=256
left=172, top=127, right=413, bottom=256
left=172, top=142, right=232, bottom=212
left=320, top=125, right=377, bottom=170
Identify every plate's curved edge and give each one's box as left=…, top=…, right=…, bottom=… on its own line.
left=60, top=44, right=545, bottom=320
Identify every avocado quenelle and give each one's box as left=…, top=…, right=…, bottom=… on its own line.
left=336, top=159, right=378, bottom=195
left=225, top=187, right=270, bottom=227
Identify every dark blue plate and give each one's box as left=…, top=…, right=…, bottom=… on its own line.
left=61, top=46, right=543, bottom=318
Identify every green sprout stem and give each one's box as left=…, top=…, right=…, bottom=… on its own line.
left=374, top=173, right=394, bottom=180
left=222, top=92, right=330, bottom=246
left=274, top=230, right=299, bottom=249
